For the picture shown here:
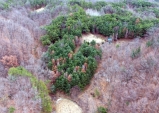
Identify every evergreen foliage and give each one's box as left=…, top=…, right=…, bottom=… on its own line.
left=29, top=0, right=47, bottom=8
left=69, top=0, right=107, bottom=10
left=41, top=0, right=159, bottom=93
left=97, top=106, right=108, bottom=113
left=48, top=39, right=101, bottom=93
left=8, top=106, right=15, bottom=113
left=42, top=5, right=89, bottom=44
left=41, top=3, right=159, bottom=45
left=124, top=0, right=155, bottom=8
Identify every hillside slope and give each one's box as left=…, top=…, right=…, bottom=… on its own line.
left=68, top=27, right=159, bottom=113
left=0, top=0, right=159, bottom=113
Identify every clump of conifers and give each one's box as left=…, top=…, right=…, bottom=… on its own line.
left=45, top=34, right=101, bottom=93
left=41, top=2, right=159, bottom=93
left=41, top=4, right=159, bottom=46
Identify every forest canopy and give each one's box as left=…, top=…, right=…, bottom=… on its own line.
left=40, top=0, right=159, bottom=93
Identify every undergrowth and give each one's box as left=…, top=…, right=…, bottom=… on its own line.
left=131, top=47, right=141, bottom=59
left=97, top=106, right=108, bottom=113
left=8, top=106, right=15, bottom=113
left=8, top=66, right=52, bottom=113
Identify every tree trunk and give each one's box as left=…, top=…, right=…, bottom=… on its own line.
left=125, top=29, right=128, bottom=38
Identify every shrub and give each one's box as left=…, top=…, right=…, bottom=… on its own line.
left=29, top=0, right=47, bottom=8
left=8, top=66, right=32, bottom=77
left=111, top=2, right=126, bottom=8
left=97, top=106, right=108, bottom=113
left=1, top=2, right=9, bottom=9
left=116, top=44, right=120, bottom=48
left=40, top=35, right=51, bottom=45
left=8, top=75, right=16, bottom=81
left=50, top=85, right=56, bottom=93
left=93, top=1, right=107, bottom=10
left=131, top=47, right=141, bottom=59
left=124, top=0, right=154, bottom=8
left=146, top=39, right=153, bottom=47
left=69, top=0, right=107, bottom=10
left=69, top=0, right=82, bottom=6
left=8, top=106, right=15, bottom=113
left=38, top=80, right=52, bottom=113
left=94, top=88, right=100, bottom=98
left=153, top=8, right=159, bottom=18
left=126, top=101, right=130, bottom=106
